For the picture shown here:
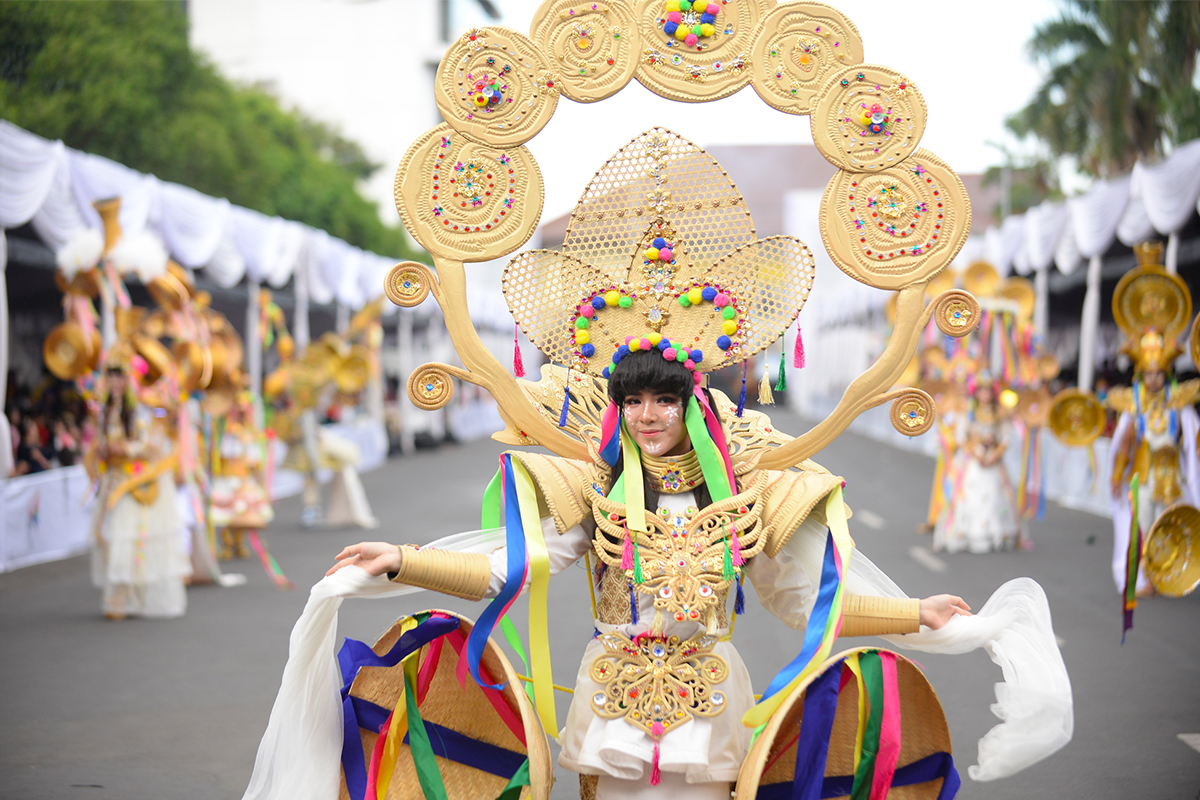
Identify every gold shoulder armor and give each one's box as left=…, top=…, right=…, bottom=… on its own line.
left=1170, top=379, right=1200, bottom=409
left=1105, top=386, right=1135, bottom=415
left=758, top=467, right=846, bottom=558
left=504, top=451, right=597, bottom=534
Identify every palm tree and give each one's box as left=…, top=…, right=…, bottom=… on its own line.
left=1007, top=0, right=1200, bottom=177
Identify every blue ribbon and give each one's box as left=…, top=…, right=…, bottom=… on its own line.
left=338, top=615, right=459, bottom=800
left=465, top=453, right=527, bottom=691
left=789, top=662, right=842, bottom=800
left=758, top=530, right=839, bottom=705
left=757, top=751, right=960, bottom=800
left=403, top=721, right=529, bottom=779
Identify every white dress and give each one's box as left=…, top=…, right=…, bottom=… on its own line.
left=934, top=412, right=1021, bottom=554
left=90, top=408, right=192, bottom=618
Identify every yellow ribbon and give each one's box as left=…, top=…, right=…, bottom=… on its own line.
left=620, top=425, right=648, bottom=533
left=376, top=616, right=421, bottom=800
left=512, top=460, right=558, bottom=738
left=843, top=652, right=868, bottom=776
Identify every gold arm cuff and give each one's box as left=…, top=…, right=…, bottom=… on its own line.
left=839, top=595, right=920, bottom=637
left=391, top=546, right=492, bottom=601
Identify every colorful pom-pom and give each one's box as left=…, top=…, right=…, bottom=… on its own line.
left=652, top=237, right=667, bottom=249
left=658, top=248, right=673, bottom=262
left=575, top=330, right=590, bottom=345
left=684, top=359, right=696, bottom=370
left=647, top=332, right=663, bottom=346
left=685, top=32, right=699, bottom=46
left=679, top=294, right=691, bottom=307
left=473, top=94, right=489, bottom=107
left=675, top=348, right=689, bottom=363
left=700, top=12, right=715, bottom=24
left=664, top=0, right=680, bottom=10
left=699, top=23, right=715, bottom=37
left=592, top=296, right=606, bottom=310
left=713, top=292, right=731, bottom=307
left=628, top=338, right=641, bottom=352
left=679, top=0, right=691, bottom=9
left=663, top=21, right=679, bottom=35
left=666, top=11, right=682, bottom=23
left=575, top=316, right=589, bottom=329
left=717, top=335, right=732, bottom=350
left=640, top=338, right=653, bottom=351
left=675, top=25, right=689, bottom=40
left=625, top=335, right=634, bottom=345
left=657, top=339, right=671, bottom=351
left=580, top=305, right=595, bottom=319
left=721, top=306, right=736, bottom=320
left=701, top=286, right=717, bottom=302
left=617, top=344, right=630, bottom=359
left=645, top=247, right=660, bottom=261
left=687, top=287, right=703, bottom=304
left=721, top=320, right=737, bottom=335
left=691, top=24, right=703, bottom=35
left=605, top=290, right=621, bottom=306
left=582, top=343, right=596, bottom=357
left=663, top=347, right=677, bottom=361
left=706, top=2, right=719, bottom=13
left=618, top=295, right=633, bottom=308
left=602, top=366, right=611, bottom=378
left=690, top=350, right=703, bottom=363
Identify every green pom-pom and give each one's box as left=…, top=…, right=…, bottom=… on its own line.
left=680, top=0, right=691, bottom=10
left=575, top=317, right=589, bottom=329
left=679, top=295, right=691, bottom=307
left=675, top=348, right=689, bottom=362
left=722, top=306, right=736, bottom=320
left=618, top=295, right=633, bottom=308
left=692, top=24, right=703, bottom=36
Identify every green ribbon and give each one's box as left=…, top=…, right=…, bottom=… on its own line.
left=403, top=657, right=449, bottom=800
left=499, top=615, right=536, bottom=704
left=849, top=651, right=885, bottom=800
left=495, top=758, right=531, bottom=800
left=684, top=395, right=733, bottom=502
left=481, top=467, right=503, bottom=528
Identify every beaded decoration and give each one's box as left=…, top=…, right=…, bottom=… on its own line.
left=661, top=0, right=721, bottom=49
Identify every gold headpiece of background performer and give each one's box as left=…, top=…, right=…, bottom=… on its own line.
left=385, top=1, right=977, bottom=469
left=1113, top=240, right=1191, bottom=374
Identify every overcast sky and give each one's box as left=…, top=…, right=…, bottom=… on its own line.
left=192, top=0, right=1063, bottom=234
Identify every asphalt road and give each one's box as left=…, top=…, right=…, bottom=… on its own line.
left=2, top=409, right=1198, bottom=800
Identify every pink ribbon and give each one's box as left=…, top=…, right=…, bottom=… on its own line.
left=869, top=652, right=902, bottom=800
left=694, top=385, right=736, bottom=494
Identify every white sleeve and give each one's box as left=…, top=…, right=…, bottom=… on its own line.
left=744, top=516, right=824, bottom=629
left=483, top=518, right=593, bottom=598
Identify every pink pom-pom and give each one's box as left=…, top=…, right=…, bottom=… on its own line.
left=580, top=305, right=595, bottom=319
left=658, top=248, right=674, bottom=261
left=625, top=335, right=634, bottom=345
left=684, top=359, right=696, bottom=370
left=640, top=338, right=653, bottom=351
left=131, top=355, right=149, bottom=377
left=667, top=10, right=682, bottom=22
left=663, top=347, right=677, bottom=361
left=706, top=2, right=719, bottom=13
left=685, top=33, right=698, bottom=46
left=713, top=292, right=731, bottom=307
left=694, top=371, right=704, bottom=385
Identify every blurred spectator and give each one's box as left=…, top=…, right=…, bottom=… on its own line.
left=14, top=419, right=54, bottom=475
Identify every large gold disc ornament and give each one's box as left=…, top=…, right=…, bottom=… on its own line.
left=434, top=27, right=560, bottom=147
left=811, top=65, right=927, bottom=172
left=633, top=0, right=771, bottom=102
left=1048, top=388, right=1105, bottom=446
left=999, top=276, right=1037, bottom=320
left=385, top=262, right=434, bottom=308
left=889, top=389, right=935, bottom=436
left=407, top=364, right=455, bottom=411
left=530, top=0, right=640, bottom=103
left=933, top=289, right=980, bottom=338
left=395, top=125, right=544, bottom=262
left=1144, top=504, right=1200, bottom=597
left=820, top=149, right=971, bottom=290
left=1112, top=265, right=1192, bottom=340
left=44, top=322, right=94, bottom=380
left=748, top=2, right=863, bottom=115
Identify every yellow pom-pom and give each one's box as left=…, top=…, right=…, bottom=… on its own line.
left=575, top=330, right=590, bottom=345
left=721, top=320, right=738, bottom=335
left=645, top=247, right=660, bottom=261
left=605, top=290, right=621, bottom=306
left=687, top=287, right=703, bottom=304
left=859, top=111, right=872, bottom=127
left=647, top=332, right=663, bottom=346
left=629, top=338, right=641, bottom=352
left=700, top=23, right=715, bottom=37
left=664, top=0, right=681, bottom=10
left=675, top=25, right=689, bottom=40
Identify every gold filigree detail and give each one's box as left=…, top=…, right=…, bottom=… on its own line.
left=588, top=632, right=729, bottom=736
left=933, top=289, right=980, bottom=338
left=407, top=364, right=455, bottom=411
left=385, top=262, right=433, bottom=308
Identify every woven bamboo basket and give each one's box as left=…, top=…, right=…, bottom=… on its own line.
left=736, top=647, right=952, bottom=800
left=338, top=610, right=551, bottom=800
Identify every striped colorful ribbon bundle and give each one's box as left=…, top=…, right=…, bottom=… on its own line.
left=1122, top=474, right=1141, bottom=642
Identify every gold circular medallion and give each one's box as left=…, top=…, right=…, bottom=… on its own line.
left=395, top=124, right=544, bottom=262
left=407, top=364, right=455, bottom=411
left=933, top=290, right=980, bottom=338
left=632, top=0, right=771, bottom=102
left=1048, top=388, right=1105, bottom=446
left=998, top=276, right=1036, bottom=320
left=748, top=2, right=863, bottom=115
left=434, top=26, right=560, bottom=147
left=1112, top=266, right=1192, bottom=340
left=820, top=149, right=971, bottom=290
left=530, top=0, right=640, bottom=102
left=811, top=64, right=926, bottom=172
left=890, top=389, right=935, bottom=436
left=385, top=262, right=433, bottom=308
left=1145, top=503, right=1200, bottom=597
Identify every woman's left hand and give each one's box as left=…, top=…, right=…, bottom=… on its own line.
left=919, top=594, right=972, bottom=629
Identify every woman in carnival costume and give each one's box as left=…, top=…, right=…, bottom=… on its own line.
left=89, top=308, right=192, bottom=619
left=933, top=372, right=1023, bottom=554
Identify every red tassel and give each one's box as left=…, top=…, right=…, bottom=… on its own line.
left=621, top=529, right=634, bottom=570
left=513, top=324, right=526, bottom=378
left=793, top=325, right=806, bottom=369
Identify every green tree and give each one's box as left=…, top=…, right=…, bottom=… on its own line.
left=0, top=1, right=422, bottom=261
left=1007, top=0, right=1200, bottom=178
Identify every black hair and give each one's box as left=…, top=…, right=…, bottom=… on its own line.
left=605, top=349, right=720, bottom=510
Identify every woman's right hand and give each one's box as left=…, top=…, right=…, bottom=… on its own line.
left=327, top=542, right=403, bottom=577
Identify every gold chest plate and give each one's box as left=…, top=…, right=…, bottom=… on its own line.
left=588, top=632, right=730, bottom=735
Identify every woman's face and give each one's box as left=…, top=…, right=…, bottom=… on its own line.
left=622, top=390, right=690, bottom=456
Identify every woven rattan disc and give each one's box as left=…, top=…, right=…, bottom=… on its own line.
left=1048, top=388, right=1105, bottom=446
left=1112, top=266, right=1192, bottom=340
left=1145, top=504, right=1200, bottom=597
left=820, top=148, right=971, bottom=291
left=811, top=64, right=927, bottom=172
left=632, top=0, right=771, bottom=102
left=529, top=0, right=640, bottom=103
left=434, top=26, right=560, bottom=147
left=395, top=124, right=544, bottom=262
left=748, top=2, right=863, bottom=115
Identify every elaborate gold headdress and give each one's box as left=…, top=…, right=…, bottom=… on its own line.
left=1113, top=241, right=1191, bottom=374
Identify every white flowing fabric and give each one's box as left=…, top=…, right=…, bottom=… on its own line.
left=1131, top=138, right=1200, bottom=236
left=152, top=179, right=230, bottom=268
left=241, top=530, right=506, bottom=800
left=1022, top=202, right=1068, bottom=274
left=0, top=120, right=66, bottom=227
left=1057, top=176, right=1132, bottom=274
left=986, top=214, right=1027, bottom=275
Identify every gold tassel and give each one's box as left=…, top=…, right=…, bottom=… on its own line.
left=651, top=609, right=665, bottom=637
left=759, top=359, right=775, bottom=405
